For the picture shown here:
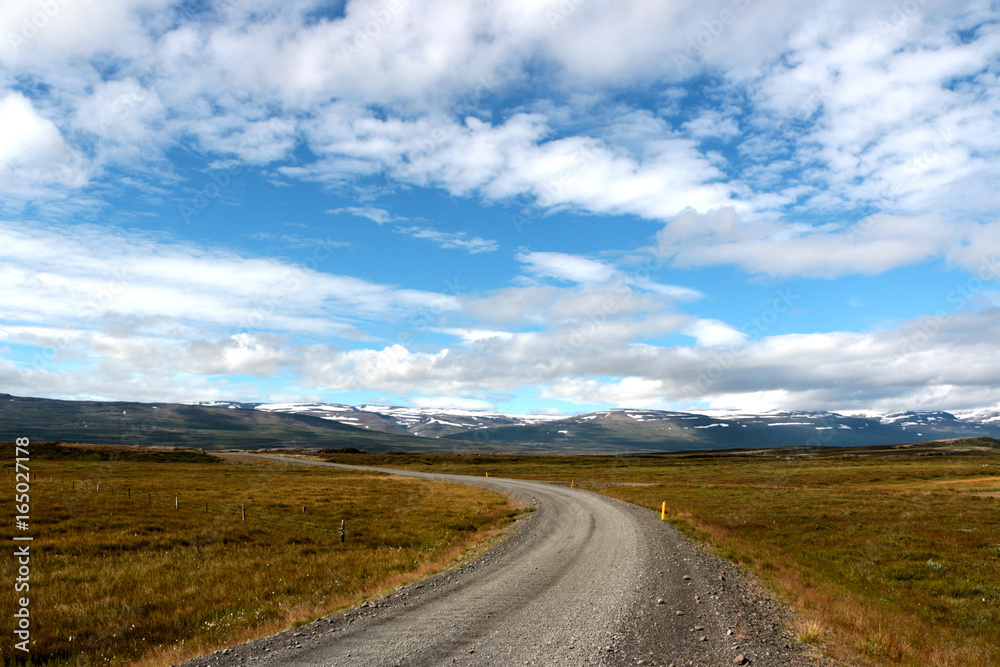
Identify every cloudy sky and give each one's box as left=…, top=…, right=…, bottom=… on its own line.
left=1, top=0, right=998, bottom=415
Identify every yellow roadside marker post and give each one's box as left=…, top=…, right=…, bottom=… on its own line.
left=661, top=502, right=666, bottom=520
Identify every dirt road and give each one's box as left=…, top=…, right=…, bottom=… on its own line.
left=183, top=456, right=830, bottom=666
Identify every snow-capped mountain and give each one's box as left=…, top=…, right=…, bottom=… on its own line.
left=431, top=407, right=1000, bottom=451
left=953, top=408, right=1000, bottom=425
left=196, top=402, right=1000, bottom=450
left=5, top=392, right=997, bottom=454
left=225, top=402, right=562, bottom=438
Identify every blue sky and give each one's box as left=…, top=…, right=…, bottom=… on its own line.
left=1, top=0, right=999, bottom=415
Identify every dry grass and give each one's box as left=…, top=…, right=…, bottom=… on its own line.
left=797, top=618, right=826, bottom=644
left=0, top=444, right=524, bottom=666
left=326, top=448, right=1000, bottom=666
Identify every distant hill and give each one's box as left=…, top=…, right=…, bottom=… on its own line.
left=439, top=408, right=1000, bottom=451
left=3, top=394, right=1000, bottom=454
left=243, top=401, right=562, bottom=438
left=0, top=394, right=456, bottom=452
left=215, top=401, right=1000, bottom=452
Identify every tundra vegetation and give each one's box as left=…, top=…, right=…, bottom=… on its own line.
left=320, top=437, right=1000, bottom=666
left=0, top=443, right=523, bottom=666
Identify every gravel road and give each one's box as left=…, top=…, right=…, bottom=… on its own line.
left=182, top=455, right=836, bottom=667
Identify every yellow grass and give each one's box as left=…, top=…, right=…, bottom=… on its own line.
left=0, top=445, right=524, bottom=666
left=322, top=449, right=1000, bottom=666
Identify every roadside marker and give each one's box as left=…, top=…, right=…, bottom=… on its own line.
left=661, top=502, right=666, bottom=520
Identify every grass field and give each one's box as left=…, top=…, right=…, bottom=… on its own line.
left=318, top=439, right=1000, bottom=666
left=0, top=443, right=526, bottom=666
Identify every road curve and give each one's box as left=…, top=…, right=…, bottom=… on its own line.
left=185, top=455, right=827, bottom=667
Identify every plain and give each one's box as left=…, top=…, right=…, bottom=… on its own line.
left=0, top=442, right=524, bottom=666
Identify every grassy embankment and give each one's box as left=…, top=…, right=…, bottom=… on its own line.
left=0, top=443, right=526, bottom=666
left=320, top=439, right=1000, bottom=666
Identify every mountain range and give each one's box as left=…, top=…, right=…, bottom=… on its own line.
left=211, top=400, right=1000, bottom=452
left=3, top=393, right=999, bottom=454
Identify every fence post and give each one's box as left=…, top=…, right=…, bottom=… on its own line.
left=242, top=504, right=246, bottom=522
left=340, top=519, right=345, bottom=543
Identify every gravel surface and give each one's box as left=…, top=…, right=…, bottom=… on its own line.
left=180, top=456, right=841, bottom=667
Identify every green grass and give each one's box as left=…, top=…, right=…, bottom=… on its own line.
left=0, top=444, right=522, bottom=666
left=320, top=441, right=1000, bottom=666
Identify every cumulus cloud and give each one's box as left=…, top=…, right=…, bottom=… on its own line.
left=0, top=92, right=88, bottom=200
left=5, top=0, right=997, bottom=271
left=2, top=0, right=999, bottom=413
left=181, top=334, right=296, bottom=376
left=684, top=319, right=747, bottom=347
left=4, top=223, right=999, bottom=411
left=289, top=305, right=1000, bottom=414
left=517, top=251, right=615, bottom=283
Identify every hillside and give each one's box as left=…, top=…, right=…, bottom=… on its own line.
left=4, top=394, right=1000, bottom=454
left=0, top=394, right=453, bottom=452
left=234, top=402, right=1000, bottom=452
left=439, top=408, right=1000, bottom=451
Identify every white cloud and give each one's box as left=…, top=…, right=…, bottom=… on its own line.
left=282, top=109, right=735, bottom=219
left=946, top=220, right=1000, bottom=276
left=684, top=319, right=747, bottom=347
left=72, top=79, right=167, bottom=161
left=437, top=328, right=515, bottom=344
left=0, top=92, right=65, bottom=168
left=743, top=9, right=1000, bottom=221
left=395, top=225, right=498, bottom=253
left=181, top=333, right=296, bottom=376
left=294, top=307, right=1000, bottom=413
left=328, top=206, right=401, bottom=224
left=2, top=0, right=999, bottom=414
left=682, top=110, right=740, bottom=140
left=655, top=207, right=977, bottom=278
left=0, top=91, right=88, bottom=199
left=541, top=377, right=668, bottom=409
left=517, top=251, right=615, bottom=283
left=461, top=285, right=683, bottom=328
left=3, top=0, right=996, bottom=243
left=409, top=396, right=496, bottom=411
left=515, top=251, right=707, bottom=304
left=0, top=0, right=175, bottom=66
left=0, top=220, right=456, bottom=339
left=3, top=225, right=998, bottom=411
